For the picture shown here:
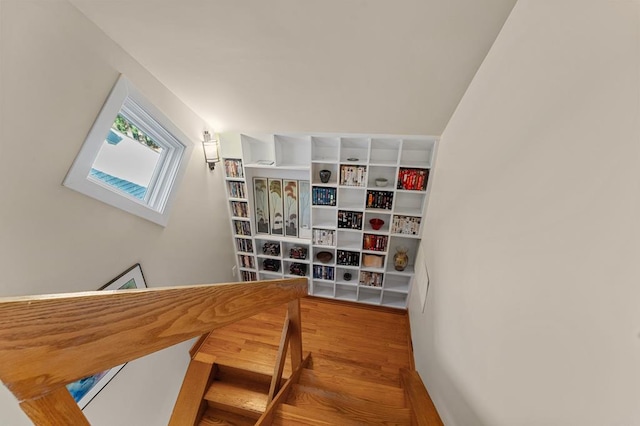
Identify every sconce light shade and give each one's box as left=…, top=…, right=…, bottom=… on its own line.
left=202, top=131, right=220, bottom=170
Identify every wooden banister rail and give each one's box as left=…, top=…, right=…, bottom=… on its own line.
left=0, top=278, right=307, bottom=425
left=267, top=299, right=303, bottom=403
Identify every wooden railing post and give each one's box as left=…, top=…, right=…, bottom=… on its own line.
left=19, top=387, right=90, bottom=426
left=287, top=299, right=303, bottom=371
left=268, top=312, right=291, bottom=403
left=267, top=298, right=304, bottom=403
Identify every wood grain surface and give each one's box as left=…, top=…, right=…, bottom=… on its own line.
left=0, top=278, right=307, bottom=401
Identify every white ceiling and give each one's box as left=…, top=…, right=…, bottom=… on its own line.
left=69, top=0, right=516, bottom=135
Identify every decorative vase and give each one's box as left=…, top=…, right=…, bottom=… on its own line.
left=393, top=247, right=409, bottom=271
left=343, top=272, right=352, bottom=281
left=319, top=169, right=331, bottom=183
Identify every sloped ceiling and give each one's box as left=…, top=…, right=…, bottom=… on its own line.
left=69, top=0, right=516, bottom=135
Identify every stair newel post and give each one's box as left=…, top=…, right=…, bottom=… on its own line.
left=20, top=387, right=90, bottom=426
left=287, top=299, right=303, bottom=371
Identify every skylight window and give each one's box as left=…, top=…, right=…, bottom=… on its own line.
left=90, top=114, right=163, bottom=200
left=63, top=75, right=192, bottom=226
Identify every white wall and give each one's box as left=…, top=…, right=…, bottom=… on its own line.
left=0, top=1, right=235, bottom=424
left=409, top=1, right=640, bottom=425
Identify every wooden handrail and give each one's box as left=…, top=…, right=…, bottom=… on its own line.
left=0, top=278, right=307, bottom=424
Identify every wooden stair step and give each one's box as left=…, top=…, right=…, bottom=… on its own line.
left=273, top=404, right=363, bottom=426
left=199, top=407, right=256, bottom=426
left=274, top=401, right=410, bottom=426
left=298, top=368, right=406, bottom=407
left=308, top=354, right=401, bottom=387
left=286, top=384, right=411, bottom=424
left=216, top=363, right=273, bottom=386
left=213, top=355, right=292, bottom=380
left=204, top=374, right=269, bottom=419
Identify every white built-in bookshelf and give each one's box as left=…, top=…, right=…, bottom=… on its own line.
left=220, top=133, right=437, bottom=309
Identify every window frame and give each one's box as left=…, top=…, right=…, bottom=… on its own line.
left=63, top=75, right=192, bottom=226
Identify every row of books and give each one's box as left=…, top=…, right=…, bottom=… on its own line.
left=337, top=250, right=360, bottom=266
left=233, top=220, right=251, bottom=236
left=359, top=271, right=384, bottom=287
left=397, top=168, right=428, bottom=191
left=227, top=181, right=246, bottom=198
left=391, top=215, right=421, bottom=235
left=338, top=210, right=363, bottom=230
left=230, top=201, right=249, bottom=218
left=312, top=187, right=337, bottom=206
left=340, top=165, right=367, bottom=187
left=313, top=228, right=336, bottom=246
left=224, top=158, right=244, bottom=178
left=238, top=255, right=255, bottom=269
left=241, top=271, right=256, bottom=281
left=363, top=234, right=388, bottom=252
left=313, top=265, right=335, bottom=280
left=236, top=238, right=253, bottom=253
left=366, top=190, right=393, bottom=210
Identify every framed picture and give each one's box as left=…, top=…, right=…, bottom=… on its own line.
left=66, top=264, right=147, bottom=409
left=283, top=180, right=298, bottom=237
left=268, top=178, right=284, bottom=235
left=253, top=178, right=270, bottom=234
left=298, top=180, right=311, bottom=239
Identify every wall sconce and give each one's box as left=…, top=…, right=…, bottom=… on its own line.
left=202, top=131, right=220, bottom=170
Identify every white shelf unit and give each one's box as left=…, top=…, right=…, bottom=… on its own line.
left=221, top=133, right=437, bottom=308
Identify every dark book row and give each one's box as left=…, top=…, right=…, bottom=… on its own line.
left=233, top=220, right=251, bottom=236
left=312, top=187, right=337, bottom=206
left=313, top=265, right=335, bottom=280
left=366, top=190, right=393, bottom=210
left=241, top=271, right=257, bottom=281
left=236, top=238, right=253, bottom=253
left=336, top=250, right=360, bottom=266
left=338, top=210, right=363, bottom=230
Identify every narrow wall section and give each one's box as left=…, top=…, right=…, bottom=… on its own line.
left=409, top=1, right=640, bottom=425
left=0, top=1, right=234, bottom=424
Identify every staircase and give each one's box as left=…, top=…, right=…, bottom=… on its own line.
left=175, top=297, right=442, bottom=426
left=199, top=360, right=287, bottom=425
left=194, top=354, right=411, bottom=425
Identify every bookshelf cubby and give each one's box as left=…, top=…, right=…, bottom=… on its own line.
left=221, top=133, right=437, bottom=308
